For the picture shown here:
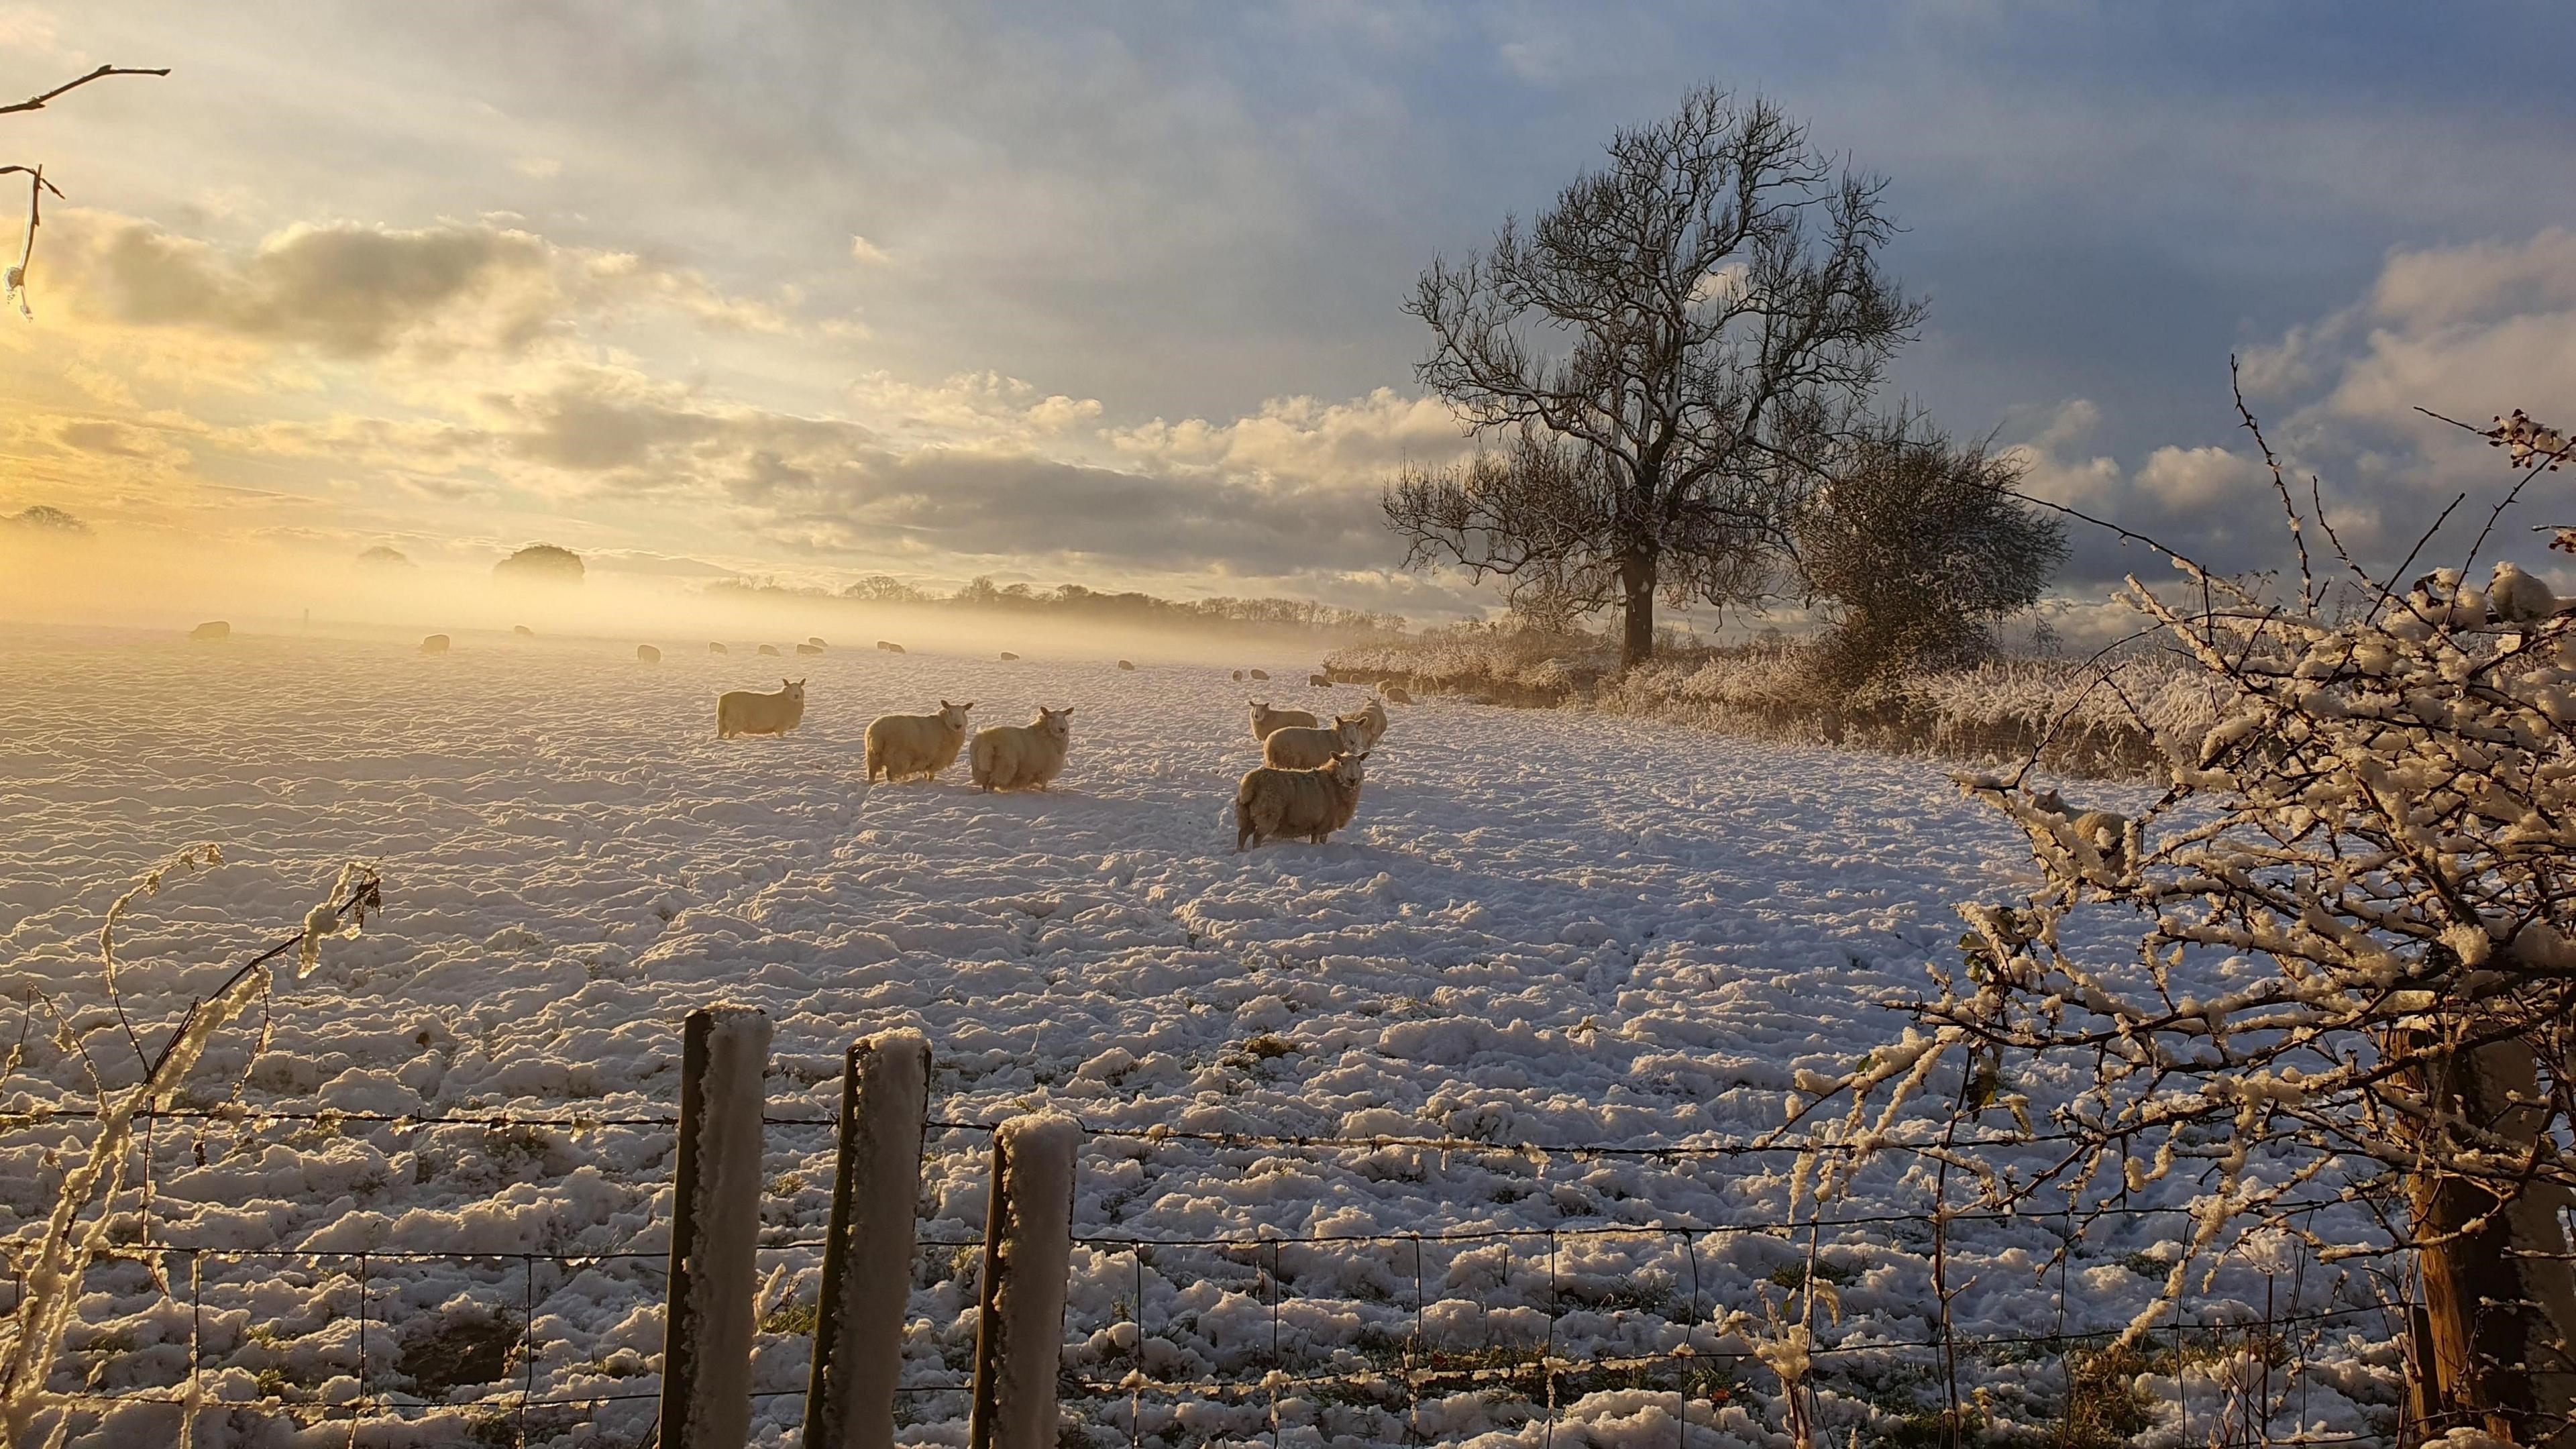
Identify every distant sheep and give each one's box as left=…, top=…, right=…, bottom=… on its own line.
left=970, top=705, right=1072, bottom=792
left=1249, top=700, right=1317, bottom=740
left=1308, top=674, right=1331, bottom=688
left=637, top=644, right=662, bottom=664
left=1000, top=651, right=1021, bottom=661
left=512, top=625, right=535, bottom=638
left=808, top=636, right=828, bottom=647
left=188, top=621, right=230, bottom=643
left=1351, top=696, right=1390, bottom=749
left=876, top=640, right=906, bottom=654
left=796, top=642, right=824, bottom=656
left=1248, top=669, right=1269, bottom=681
left=1234, top=751, right=1367, bottom=851
left=1118, top=659, right=1136, bottom=672
left=420, top=634, right=451, bottom=655
left=709, top=642, right=729, bottom=654
left=758, top=644, right=782, bottom=657
left=718, top=678, right=807, bottom=739
left=1231, top=670, right=1244, bottom=682
left=1264, top=715, right=1371, bottom=770
left=865, top=700, right=974, bottom=782
left=2491, top=562, right=2561, bottom=623
left=1381, top=684, right=1414, bottom=705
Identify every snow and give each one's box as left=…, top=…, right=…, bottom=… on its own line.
left=0, top=625, right=2397, bottom=1445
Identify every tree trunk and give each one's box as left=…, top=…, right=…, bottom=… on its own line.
left=1619, top=554, right=1656, bottom=667
left=2405, top=1032, right=2576, bottom=1447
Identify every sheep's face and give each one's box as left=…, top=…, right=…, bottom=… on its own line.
left=938, top=699, right=974, bottom=731
left=1327, top=752, right=1368, bottom=790
left=1333, top=717, right=1370, bottom=752
left=1036, top=705, right=1073, bottom=743
left=783, top=680, right=807, bottom=707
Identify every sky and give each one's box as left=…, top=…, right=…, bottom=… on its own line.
left=5, top=0, right=2576, bottom=630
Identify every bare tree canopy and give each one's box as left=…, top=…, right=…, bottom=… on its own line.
left=1385, top=87, right=1921, bottom=665
left=1, top=62, right=168, bottom=319
left=1796, top=421, right=2067, bottom=683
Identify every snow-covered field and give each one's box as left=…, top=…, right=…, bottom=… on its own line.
left=0, top=625, right=2400, bottom=1447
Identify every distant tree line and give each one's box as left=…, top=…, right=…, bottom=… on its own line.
left=711, top=575, right=1409, bottom=637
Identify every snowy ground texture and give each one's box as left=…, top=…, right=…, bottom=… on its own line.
left=0, top=625, right=2404, bottom=1448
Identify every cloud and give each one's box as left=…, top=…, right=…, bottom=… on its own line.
left=849, top=235, right=892, bottom=266
left=44, top=213, right=788, bottom=360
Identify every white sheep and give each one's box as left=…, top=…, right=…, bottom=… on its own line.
left=877, top=639, right=906, bottom=654
left=1000, top=651, right=1021, bottom=661
left=708, top=641, right=729, bottom=655
left=1350, top=696, right=1390, bottom=749
left=1248, top=700, right=1317, bottom=740
left=1381, top=684, right=1414, bottom=705
left=1308, top=673, right=1331, bottom=688
left=1118, top=659, right=1136, bottom=672
left=718, top=678, right=807, bottom=739
left=866, top=699, right=974, bottom=782
left=2031, top=788, right=2131, bottom=875
left=1248, top=669, right=1269, bottom=681
left=796, top=642, right=824, bottom=655
left=2491, top=562, right=2561, bottom=624
left=1235, top=751, right=1367, bottom=851
left=637, top=644, right=662, bottom=664
left=188, top=621, right=229, bottom=642
left=808, top=636, right=828, bottom=647
left=1263, top=714, right=1371, bottom=769
left=1231, top=669, right=1244, bottom=682
left=512, top=624, right=535, bottom=638
left=970, top=705, right=1071, bottom=792
left=420, top=634, right=451, bottom=655
left=758, top=644, right=782, bottom=657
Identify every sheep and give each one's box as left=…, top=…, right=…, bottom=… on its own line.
left=2491, top=562, right=2561, bottom=624
left=1350, top=695, right=1390, bottom=749
left=970, top=705, right=1071, bottom=792
left=808, top=636, right=828, bottom=648
left=718, top=679, right=807, bottom=739
left=637, top=644, right=662, bottom=664
left=709, top=642, right=729, bottom=655
left=1381, top=684, right=1414, bottom=705
left=1248, top=669, right=1269, bottom=681
left=1308, top=674, right=1331, bottom=688
left=1231, top=670, right=1244, bottom=682
left=1118, top=659, right=1136, bottom=672
left=865, top=700, right=974, bottom=782
left=796, top=642, right=824, bottom=655
left=877, top=640, right=906, bottom=654
left=188, top=621, right=230, bottom=642
left=1235, top=750, right=1367, bottom=851
left=1249, top=700, right=1318, bottom=740
left=512, top=625, right=535, bottom=638
left=420, top=634, right=451, bottom=655
left=1263, top=714, right=1371, bottom=769
left=1000, top=651, right=1021, bottom=661
left=2031, top=788, right=2131, bottom=875
left=758, top=644, right=782, bottom=657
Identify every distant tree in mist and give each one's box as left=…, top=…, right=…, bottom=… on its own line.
left=2, top=63, right=169, bottom=319
left=1794, top=423, right=2064, bottom=684
left=725, top=575, right=1406, bottom=637
left=5, top=503, right=89, bottom=534
left=1385, top=85, right=1919, bottom=667
left=356, top=545, right=413, bottom=568
left=494, top=543, right=584, bottom=585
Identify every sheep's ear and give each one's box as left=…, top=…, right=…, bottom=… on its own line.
left=962, top=700, right=974, bottom=710
left=942, top=698, right=953, bottom=709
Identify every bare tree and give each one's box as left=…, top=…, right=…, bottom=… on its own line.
left=1790, top=382, right=2576, bottom=1446
left=1794, top=421, right=2066, bottom=684
left=0, top=62, right=168, bottom=318
left=1384, top=87, right=1920, bottom=666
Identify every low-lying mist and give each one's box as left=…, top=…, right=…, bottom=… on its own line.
left=0, top=531, right=1393, bottom=669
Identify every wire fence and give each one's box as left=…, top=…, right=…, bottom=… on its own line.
left=0, top=1095, right=2416, bottom=1449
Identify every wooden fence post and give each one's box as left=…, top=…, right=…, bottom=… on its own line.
left=967, top=1114, right=1081, bottom=1449
left=803, top=1028, right=932, bottom=1449
left=657, top=1004, right=772, bottom=1449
